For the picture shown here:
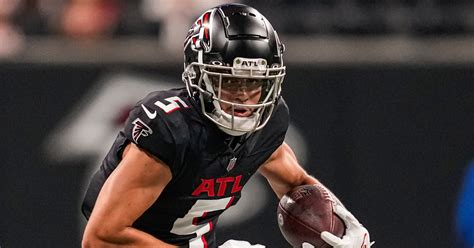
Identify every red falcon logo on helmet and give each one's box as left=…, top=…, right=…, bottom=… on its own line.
left=184, top=10, right=212, bottom=52
left=132, top=118, right=153, bottom=143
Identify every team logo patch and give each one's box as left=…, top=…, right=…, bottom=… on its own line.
left=132, top=118, right=153, bottom=143
left=185, top=10, right=212, bottom=52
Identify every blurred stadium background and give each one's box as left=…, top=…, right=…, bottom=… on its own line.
left=1, top=0, right=473, bottom=247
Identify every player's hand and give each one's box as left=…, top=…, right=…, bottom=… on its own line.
left=320, top=204, right=374, bottom=248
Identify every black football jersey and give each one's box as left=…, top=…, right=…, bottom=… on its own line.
left=82, top=87, right=289, bottom=247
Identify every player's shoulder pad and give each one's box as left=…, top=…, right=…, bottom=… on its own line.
left=275, top=97, right=290, bottom=117
left=133, top=89, right=193, bottom=141
left=269, top=97, right=290, bottom=129
left=123, top=89, right=193, bottom=169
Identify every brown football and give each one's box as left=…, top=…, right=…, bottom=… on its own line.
left=277, top=184, right=345, bottom=248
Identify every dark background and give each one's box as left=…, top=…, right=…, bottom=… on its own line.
left=1, top=63, right=473, bottom=247
left=1, top=0, right=474, bottom=247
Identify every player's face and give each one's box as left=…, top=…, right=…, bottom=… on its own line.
left=211, top=77, right=263, bottom=117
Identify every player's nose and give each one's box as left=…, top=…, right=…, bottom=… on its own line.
left=234, top=87, right=249, bottom=102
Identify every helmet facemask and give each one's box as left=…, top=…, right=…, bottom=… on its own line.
left=184, top=57, right=285, bottom=136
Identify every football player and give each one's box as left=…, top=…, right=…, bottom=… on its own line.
left=81, top=3, right=371, bottom=248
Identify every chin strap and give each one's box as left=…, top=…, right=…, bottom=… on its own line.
left=211, top=110, right=260, bottom=136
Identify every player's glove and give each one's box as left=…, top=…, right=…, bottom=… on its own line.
left=218, top=240, right=265, bottom=248
left=320, top=204, right=374, bottom=248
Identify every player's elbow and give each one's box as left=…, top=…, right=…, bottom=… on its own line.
left=81, top=233, right=96, bottom=248
left=82, top=224, right=120, bottom=247
left=82, top=227, right=105, bottom=248
left=82, top=229, right=98, bottom=248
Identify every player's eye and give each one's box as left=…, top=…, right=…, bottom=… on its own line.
left=246, top=79, right=264, bottom=89
left=210, top=76, right=265, bottom=92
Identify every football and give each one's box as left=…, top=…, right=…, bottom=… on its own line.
left=277, top=184, right=345, bottom=248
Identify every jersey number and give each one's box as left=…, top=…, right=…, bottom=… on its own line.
left=170, top=197, right=234, bottom=248
left=155, top=96, right=189, bottom=114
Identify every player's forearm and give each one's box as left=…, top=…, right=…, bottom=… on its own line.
left=82, top=226, right=178, bottom=248
left=267, top=174, right=318, bottom=199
